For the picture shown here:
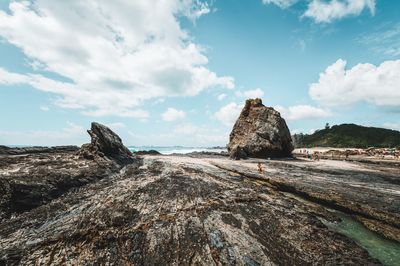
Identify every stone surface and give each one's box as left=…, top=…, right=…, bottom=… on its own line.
left=0, top=148, right=119, bottom=223
left=0, top=122, right=139, bottom=223
left=211, top=156, right=400, bottom=243
left=0, top=145, right=79, bottom=155
left=228, top=98, right=293, bottom=159
left=0, top=155, right=383, bottom=265
left=135, top=149, right=161, bottom=155
left=1, top=123, right=399, bottom=265
left=78, top=122, right=134, bottom=164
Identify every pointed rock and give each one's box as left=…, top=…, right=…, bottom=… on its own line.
left=228, top=98, right=293, bottom=159
left=79, top=122, right=134, bottom=164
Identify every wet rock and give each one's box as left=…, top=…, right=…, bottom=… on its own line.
left=78, top=122, right=134, bottom=164
left=228, top=98, right=293, bottom=159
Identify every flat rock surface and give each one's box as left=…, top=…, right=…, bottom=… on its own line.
left=1, top=153, right=394, bottom=265
left=0, top=149, right=120, bottom=223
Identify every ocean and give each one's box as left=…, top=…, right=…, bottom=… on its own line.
left=128, top=146, right=226, bottom=155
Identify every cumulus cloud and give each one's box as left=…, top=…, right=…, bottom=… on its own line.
left=262, top=0, right=376, bottom=23
left=309, top=59, right=400, bottom=109
left=162, top=107, right=186, bottom=121
left=243, top=88, right=264, bottom=99
left=303, top=0, right=376, bottom=23
left=235, top=88, right=264, bottom=99
left=0, top=0, right=234, bottom=117
left=274, top=105, right=332, bottom=120
left=214, top=102, right=243, bottom=127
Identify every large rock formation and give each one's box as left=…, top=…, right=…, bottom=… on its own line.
left=228, top=98, right=293, bottom=159
left=79, top=122, right=134, bottom=164
left=0, top=122, right=137, bottom=222
left=1, top=121, right=396, bottom=264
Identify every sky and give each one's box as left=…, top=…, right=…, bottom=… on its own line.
left=0, top=0, right=399, bottom=146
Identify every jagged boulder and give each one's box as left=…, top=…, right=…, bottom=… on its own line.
left=79, top=122, right=134, bottom=164
left=228, top=98, right=293, bottom=159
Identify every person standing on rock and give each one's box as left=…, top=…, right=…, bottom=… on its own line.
left=257, top=162, right=264, bottom=173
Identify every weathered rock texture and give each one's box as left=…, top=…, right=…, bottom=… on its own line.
left=1, top=122, right=398, bottom=265
left=228, top=98, right=293, bottom=159
left=78, top=122, right=134, bottom=164
left=0, top=145, right=79, bottom=155
left=0, top=122, right=138, bottom=223
left=0, top=155, right=383, bottom=265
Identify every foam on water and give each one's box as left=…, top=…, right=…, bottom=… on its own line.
left=128, top=146, right=226, bottom=155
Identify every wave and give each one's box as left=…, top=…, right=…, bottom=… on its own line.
left=128, top=146, right=226, bottom=155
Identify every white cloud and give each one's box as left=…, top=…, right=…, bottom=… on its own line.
left=358, top=23, right=400, bottom=57
left=303, top=0, right=376, bottom=23
left=217, top=93, right=227, bottom=101
left=262, top=0, right=298, bottom=9
left=105, top=122, right=126, bottom=129
left=162, top=107, right=186, bottom=122
left=0, top=122, right=86, bottom=146
left=309, top=59, right=400, bottom=109
left=235, top=88, right=264, bottom=99
left=153, top=98, right=165, bottom=105
left=243, top=88, right=264, bottom=99
left=0, top=0, right=234, bottom=117
left=274, top=105, right=332, bottom=120
left=40, top=105, right=49, bottom=111
left=82, top=109, right=149, bottom=119
left=262, top=0, right=376, bottom=23
left=214, top=102, right=243, bottom=127
left=383, top=123, right=400, bottom=131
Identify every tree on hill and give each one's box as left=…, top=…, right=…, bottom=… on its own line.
left=292, top=124, right=400, bottom=148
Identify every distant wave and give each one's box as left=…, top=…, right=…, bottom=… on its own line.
left=128, top=146, right=226, bottom=155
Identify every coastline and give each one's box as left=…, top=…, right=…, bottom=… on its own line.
left=1, top=145, right=399, bottom=264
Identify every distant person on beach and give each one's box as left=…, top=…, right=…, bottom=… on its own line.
left=257, top=162, right=264, bottom=173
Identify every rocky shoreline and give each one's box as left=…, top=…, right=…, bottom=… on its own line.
left=1, top=122, right=399, bottom=265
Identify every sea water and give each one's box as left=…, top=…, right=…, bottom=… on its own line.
left=128, top=146, right=226, bottom=155
left=323, top=212, right=400, bottom=266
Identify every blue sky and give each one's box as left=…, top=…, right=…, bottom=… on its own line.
left=0, top=0, right=400, bottom=146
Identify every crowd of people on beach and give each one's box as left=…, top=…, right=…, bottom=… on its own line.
left=296, top=148, right=400, bottom=161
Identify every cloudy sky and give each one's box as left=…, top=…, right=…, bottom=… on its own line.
left=0, top=0, right=399, bottom=146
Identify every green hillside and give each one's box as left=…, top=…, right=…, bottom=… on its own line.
left=293, top=124, right=400, bottom=148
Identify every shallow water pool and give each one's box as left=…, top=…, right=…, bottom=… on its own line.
left=323, top=212, right=400, bottom=266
